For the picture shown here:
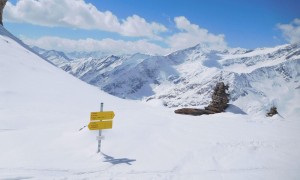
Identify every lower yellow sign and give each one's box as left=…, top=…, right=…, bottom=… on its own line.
left=88, top=120, right=113, bottom=130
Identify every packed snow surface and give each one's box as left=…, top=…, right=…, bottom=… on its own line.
left=1, top=26, right=300, bottom=179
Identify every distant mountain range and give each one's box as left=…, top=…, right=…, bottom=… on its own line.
left=31, top=46, right=108, bottom=64
left=32, top=43, right=300, bottom=114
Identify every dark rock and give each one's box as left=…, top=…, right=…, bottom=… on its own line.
left=174, top=82, right=230, bottom=116
left=174, top=108, right=215, bottom=116
left=205, top=82, right=229, bottom=113
left=266, top=106, right=278, bottom=117
left=0, top=0, right=7, bottom=26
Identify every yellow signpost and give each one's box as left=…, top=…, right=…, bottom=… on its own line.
left=89, top=103, right=115, bottom=153
left=88, top=120, right=113, bottom=130
left=90, top=111, right=115, bottom=120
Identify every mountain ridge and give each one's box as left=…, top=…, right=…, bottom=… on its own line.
left=33, top=42, right=300, bottom=116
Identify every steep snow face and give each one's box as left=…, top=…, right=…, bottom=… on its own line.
left=49, top=42, right=300, bottom=116
left=0, top=27, right=104, bottom=129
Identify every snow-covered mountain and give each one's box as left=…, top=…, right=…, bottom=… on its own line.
left=66, top=50, right=108, bottom=60
left=31, top=46, right=72, bottom=66
left=48, top=43, right=300, bottom=115
left=1, top=25, right=300, bottom=179
left=31, top=47, right=112, bottom=66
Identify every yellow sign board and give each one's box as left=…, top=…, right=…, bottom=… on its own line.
left=88, top=120, right=113, bottom=130
left=90, top=111, right=115, bottom=121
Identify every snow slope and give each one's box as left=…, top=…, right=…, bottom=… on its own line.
left=1, top=26, right=300, bottom=179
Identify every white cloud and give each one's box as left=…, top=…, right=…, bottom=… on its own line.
left=277, top=18, right=300, bottom=44
left=4, top=0, right=167, bottom=38
left=21, top=16, right=230, bottom=55
left=166, top=16, right=227, bottom=51
left=22, top=36, right=171, bottom=55
left=120, top=15, right=167, bottom=40
left=10, top=6, right=229, bottom=55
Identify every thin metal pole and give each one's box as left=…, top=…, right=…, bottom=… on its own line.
left=97, top=102, right=103, bottom=153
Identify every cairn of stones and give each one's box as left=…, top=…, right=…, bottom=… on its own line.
left=175, top=82, right=229, bottom=116
left=204, top=82, right=229, bottom=113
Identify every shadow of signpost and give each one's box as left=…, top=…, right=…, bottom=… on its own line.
left=101, top=153, right=136, bottom=165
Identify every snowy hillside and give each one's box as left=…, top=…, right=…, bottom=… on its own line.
left=1, top=26, right=300, bottom=179
left=40, top=42, right=300, bottom=116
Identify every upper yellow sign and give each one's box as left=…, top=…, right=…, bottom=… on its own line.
left=90, top=111, right=115, bottom=120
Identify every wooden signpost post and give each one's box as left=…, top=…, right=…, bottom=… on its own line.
left=88, top=103, right=115, bottom=153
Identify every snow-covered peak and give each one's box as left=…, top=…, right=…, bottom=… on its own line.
left=30, top=46, right=72, bottom=65
left=66, top=50, right=108, bottom=59
left=57, top=41, right=300, bottom=116
left=225, top=47, right=249, bottom=55
left=31, top=46, right=47, bottom=54
left=168, top=43, right=223, bottom=60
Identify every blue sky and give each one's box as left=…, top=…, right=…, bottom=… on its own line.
left=3, top=0, right=300, bottom=55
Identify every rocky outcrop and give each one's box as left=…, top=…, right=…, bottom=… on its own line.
left=205, top=82, right=229, bottom=113
left=175, top=82, right=229, bottom=116
left=266, top=106, right=278, bottom=117
left=0, top=0, right=7, bottom=26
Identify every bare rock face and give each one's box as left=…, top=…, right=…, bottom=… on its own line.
left=175, top=82, right=229, bottom=116
left=0, top=0, right=7, bottom=26
left=205, top=82, right=229, bottom=113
